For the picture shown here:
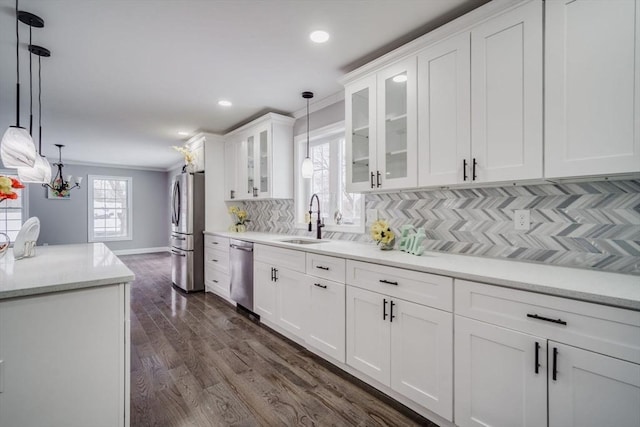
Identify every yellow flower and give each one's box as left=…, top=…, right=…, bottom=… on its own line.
left=172, top=146, right=195, bottom=164
left=370, top=219, right=394, bottom=244
left=228, top=205, right=239, bottom=214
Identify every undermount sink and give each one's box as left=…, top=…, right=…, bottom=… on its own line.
left=279, top=238, right=324, bottom=245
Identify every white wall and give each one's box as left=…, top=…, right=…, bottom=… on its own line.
left=27, top=163, right=169, bottom=252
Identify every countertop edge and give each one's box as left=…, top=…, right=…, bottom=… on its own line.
left=0, top=274, right=136, bottom=300
left=205, top=231, right=640, bottom=311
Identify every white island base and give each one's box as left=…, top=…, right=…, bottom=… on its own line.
left=0, top=243, right=134, bottom=427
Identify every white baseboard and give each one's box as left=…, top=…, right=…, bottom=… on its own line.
left=112, top=246, right=170, bottom=256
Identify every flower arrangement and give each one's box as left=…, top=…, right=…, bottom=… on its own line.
left=0, top=176, right=25, bottom=202
left=371, top=219, right=395, bottom=250
left=228, top=205, right=250, bottom=232
left=173, top=146, right=196, bottom=168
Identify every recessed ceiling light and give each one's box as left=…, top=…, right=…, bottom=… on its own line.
left=218, top=100, right=232, bottom=107
left=310, top=30, right=330, bottom=43
left=392, top=74, right=408, bottom=83
left=177, top=131, right=189, bottom=136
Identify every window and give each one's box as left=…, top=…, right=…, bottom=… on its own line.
left=296, top=122, right=363, bottom=233
left=0, top=170, right=28, bottom=242
left=88, top=175, right=132, bottom=242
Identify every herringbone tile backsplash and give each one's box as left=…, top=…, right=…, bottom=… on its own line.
left=238, top=180, right=640, bottom=274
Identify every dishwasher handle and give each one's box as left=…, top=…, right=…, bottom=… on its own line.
left=230, top=244, right=253, bottom=252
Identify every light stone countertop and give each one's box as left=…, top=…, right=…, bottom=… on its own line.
left=0, top=243, right=135, bottom=300
left=206, top=231, right=640, bottom=311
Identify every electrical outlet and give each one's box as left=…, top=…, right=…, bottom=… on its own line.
left=366, top=209, right=378, bottom=224
left=514, top=210, right=530, bottom=230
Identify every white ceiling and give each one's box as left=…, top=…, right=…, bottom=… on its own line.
left=0, top=0, right=488, bottom=170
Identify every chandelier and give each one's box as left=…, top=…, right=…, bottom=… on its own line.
left=42, top=144, right=81, bottom=197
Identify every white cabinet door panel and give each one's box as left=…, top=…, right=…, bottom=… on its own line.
left=545, top=0, right=640, bottom=178
left=307, top=278, right=346, bottom=363
left=391, top=299, right=453, bottom=420
left=418, top=32, right=471, bottom=186
left=276, top=268, right=308, bottom=337
left=548, top=342, right=640, bottom=427
left=0, top=284, right=126, bottom=427
left=455, top=316, right=547, bottom=427
left=346, top=286, right=391, bottom=385
left=471, top=0, right=543, bottom=183
left=254, top=261, right=277, bottom=323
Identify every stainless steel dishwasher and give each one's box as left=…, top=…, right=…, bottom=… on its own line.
left=229, top=239, right=254, bottom=313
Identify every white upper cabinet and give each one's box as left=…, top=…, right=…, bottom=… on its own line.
left=224, top=137, right=241, bottom=200
left=346, top=75, right=377, bottom=192
left=346, top=57, right=417, bottom=192
left=419, top=0, right=543, bottom=187
left=545, top=0, right=640, bottom=179
left=224, top=113, right=294, bottom=201
left=377, top=58, right=418, bottom=190
left=469, top=0, right=543, bottom=184
left=418, top=32, right=471, bottom=186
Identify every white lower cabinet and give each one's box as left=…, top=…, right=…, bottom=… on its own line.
left=454, top=279, right=640, bottom=427
left=204, top=235, right=232, bottom=303
left=254, top=261, right=277, bottom=321
left=254, top=244, right=308, bottom=343
left=346, top=285, right=453, bottom=420
left=255, top=260, right=307, bottom=338
left=306, top=277, right=346, bottom=363
left=454, top=316, right=547, bottom=427
left=548, top=342, right=640, bottom=427
left=275, top=266, right=308, bottom=337
left=0, top=284, right=130, bottom=427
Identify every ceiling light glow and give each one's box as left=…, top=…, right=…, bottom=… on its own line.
left=218, top=100, right=232, bottom=107
left=310, top=30, right=330, bottom=43
left=177, top=131, right=189, bottom=136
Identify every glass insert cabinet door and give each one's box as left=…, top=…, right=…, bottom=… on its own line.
left=352, top=87, right=371, bottom=185
left=346, top=74, right=376, bottom=192
left=376, top=57, right=417, bottom=190
left=259, top=129, right=269, bottom=194
left=246, top=135, right=254, bottom=196
left=383, top=71, right=408, bottom=180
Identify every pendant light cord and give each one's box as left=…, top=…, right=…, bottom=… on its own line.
left=306, top=98, right=310, bottom=157
left=15, top=0, right=20, bottom=127
left=29, top=25, right=33, bottom=135
left=38, top=55, right=42, bottom=155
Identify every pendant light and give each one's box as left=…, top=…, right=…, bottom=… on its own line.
left=18, top=45, right=52, bottom=183
left=301, top=91, right=314, bottom=179
left=1, top=1, right=38, bottom=169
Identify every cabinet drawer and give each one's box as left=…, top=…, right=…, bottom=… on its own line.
left=346, top=260, right=453, bottom=311
left=255, top=244, right=306, bottom=273
left=306, top=253, right=346, bottom=283
left=204, top=235, right=229, bottom=251
left=205, top=268, right=230, bottom=298
left=455, top=280, right=640, bottom=364
left=204, top=247, right=229, bottom=274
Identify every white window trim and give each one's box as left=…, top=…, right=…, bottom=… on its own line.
left=294, top=121, right=364, bottom=234
left=0, top=169, right=29, bottom=244
left=87, top=175, right=133, bottom=242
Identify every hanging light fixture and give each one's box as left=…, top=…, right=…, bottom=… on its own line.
left=18, top=45, right=52, bottom=183
left=1, top=1, right=38, bottom=169
left=301, top=91, right=314, bottom=179
left=43, top=144, right=81, bottom=197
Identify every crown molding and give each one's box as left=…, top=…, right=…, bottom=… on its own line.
left=292, top=90, right=345, bottom=119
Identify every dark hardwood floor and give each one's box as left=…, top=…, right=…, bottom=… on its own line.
left=123, top=252, right=438, bottom=427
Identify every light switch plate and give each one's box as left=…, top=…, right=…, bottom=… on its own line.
left=514, top=209, right=530, bottom=230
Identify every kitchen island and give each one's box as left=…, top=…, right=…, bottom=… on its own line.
left=0, top=243, right=134, bottom=427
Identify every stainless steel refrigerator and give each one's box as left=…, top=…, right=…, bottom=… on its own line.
left=170, top=171, right=205, bottom=292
